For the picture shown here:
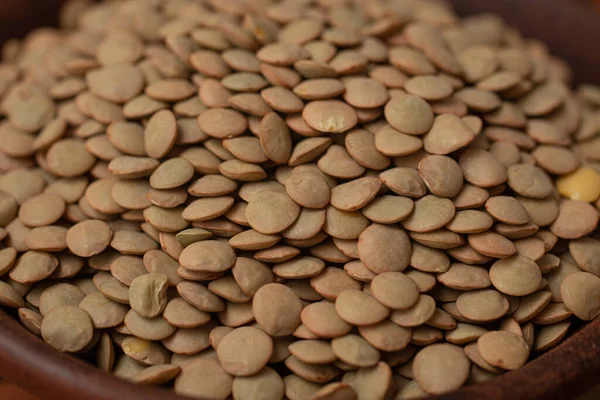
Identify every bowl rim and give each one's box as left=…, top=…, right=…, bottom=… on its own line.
left=0, top=310, right=188, bottom=400
left=0, top=1, right=599, bottom=399
left=438, top=317, right=600, bottom=400
left=1, top=310, right=600, bottom=400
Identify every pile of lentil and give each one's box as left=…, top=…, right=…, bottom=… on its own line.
left=1, top=0, right=600, bottom=398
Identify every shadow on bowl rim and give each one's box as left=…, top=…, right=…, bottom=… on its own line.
left=0, top=0, right=599, bottom=399
left=1, top=310, right=600, bottom=400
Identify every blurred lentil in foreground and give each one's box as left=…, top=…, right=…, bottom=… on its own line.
left=0, top=0, right=599, bottom=399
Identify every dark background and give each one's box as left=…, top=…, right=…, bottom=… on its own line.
left=0, top=0, right=599, bottom=399
left=0, top=0, right=599, bottom=84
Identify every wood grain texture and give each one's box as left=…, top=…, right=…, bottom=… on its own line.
left=0, top=380, right=39, bottom=400
left=438, top=318, right=600, bottom=400
left=2, top=309, right=600, bottom=400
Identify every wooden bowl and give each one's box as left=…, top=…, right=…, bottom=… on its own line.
left=450, top=0, right=600, bottom=85
left=3, top=309, right=600, bottom=400
left=0, top=1, right=600, bottom=400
